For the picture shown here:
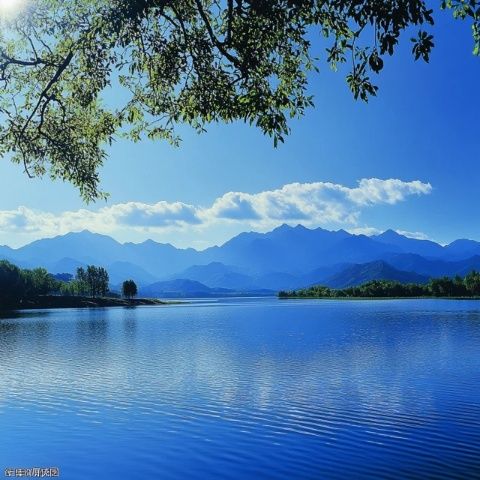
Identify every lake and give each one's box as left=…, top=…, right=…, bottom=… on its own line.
left=1, top=298, right=480, bottom=479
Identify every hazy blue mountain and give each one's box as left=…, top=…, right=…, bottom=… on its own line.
left=172, top=262, right=255, bottom=290
left=323, top=260, right=429, bottom=289
left=296, top=264, right=353, bottom=289
left=141, top=279, right=213, bottom=296
left=384, top=253, right=448, bottom=277
left=454, top=256, right=480, bottom=276
left=140, top=279, right=274, bottom=298
left=0, top=225, right=399, bottom=279
left=373, top=229, right=445, bottom=257
left=22, top=255, right=158, bottom=287
left=122, top=239, right=199, bottom=277
left=139, top=279, right=242, bottom=298
left=385, top=253, right=480, bottom=278
left=12, top=231, right=123, bottom=266
left=2, top=225, right=480, bottom=294
left=0, top=230, right=200, bottom=278
left=107, top=261, right=159, bottom=287
left=252, top=271, right=303, bottom=291
left=168, top=262, right=353, bottom=291
left=0, top=245, right=15, bottom=260
left=320, top=234, right=403, bottom=265
left=165, top=262, right=306, bottom=292
left=200, top=224, right=385, bottom=274
left=443, top=239, right=480, bottom=260
left=49, top=257, right=86, bottom=274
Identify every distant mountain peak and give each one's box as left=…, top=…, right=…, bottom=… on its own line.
left=377, top=229, right=403, bottom=239
left=63, top=229, right=118, bottom=241
left=325, top=259, right=428, bottom=289
left=272, top=223, right=309, bottom=232
left=273, top=223, right=293, bottom=232
left=68, top=229, right=95, bottom=236
left=447, top=238, right=478, bottom=246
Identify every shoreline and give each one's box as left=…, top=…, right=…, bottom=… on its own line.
left=0, top=295, right=179, bottom=311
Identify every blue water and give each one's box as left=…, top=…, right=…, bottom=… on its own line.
left=1, top=298, right=480, bottom=479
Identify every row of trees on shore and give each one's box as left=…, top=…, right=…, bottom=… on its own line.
left=279, top=271, right=480, bottom=299
left=0, top=260, right=138, bottom=304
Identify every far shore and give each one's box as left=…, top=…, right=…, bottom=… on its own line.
left=0, top=295, right=181, bottom=311
left=278, top=296, right=480, bottom=300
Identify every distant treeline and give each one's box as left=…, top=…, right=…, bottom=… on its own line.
left=279, top=271, right=480, bottom=299
left=0, top=260, right=110, bottom=305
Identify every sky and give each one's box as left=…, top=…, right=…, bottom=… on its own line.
left=0, top=8, right=478, bottom=249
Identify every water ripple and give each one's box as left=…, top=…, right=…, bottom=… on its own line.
left=1, top=298, right=480, bottom=479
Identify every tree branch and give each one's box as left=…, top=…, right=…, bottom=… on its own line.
left=19, top=51, right=74, bottom=139
left=193, top=0, right=242, bottom=69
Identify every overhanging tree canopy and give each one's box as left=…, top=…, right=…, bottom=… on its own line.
left=0, top=0, right=478, bottom=201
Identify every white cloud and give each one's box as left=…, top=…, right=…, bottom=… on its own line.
left=107, top=201, right=201, bottom=227
left=0, top=178, right=432, bottom=244
left=348, top=226, right=383, bottom=237
left=201, top=178, right=431, bottom=226
left=208, top=192, right=262, bottom=220
left=395, top=230, right=431, bottom=241
left=347, top=178, right=432, bottom=205
left=348, top=227, right=432, bottom=241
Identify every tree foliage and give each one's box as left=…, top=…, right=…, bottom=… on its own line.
left=122, top=279, right=138, bottom=299
left=75, top=265, right=109, bottom=297
left=22, top=267, right=58, bottom=296
left=0, top=260, right=28, bottom=303
left=0, top=0, right=478, bottom=200
left=0, top=260, right=59, bottom=303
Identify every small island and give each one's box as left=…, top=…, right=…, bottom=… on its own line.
left=279, top=271, right=480, bottom=299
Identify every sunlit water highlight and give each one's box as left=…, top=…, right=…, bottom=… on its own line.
left=1, top=298, right=480, bottom=479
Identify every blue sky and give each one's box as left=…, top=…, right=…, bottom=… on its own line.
left=0, top=9, right=478, bottom=249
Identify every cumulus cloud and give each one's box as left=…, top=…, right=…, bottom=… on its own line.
left=107, top=201, right=201, bottom=227
left=347, top=178, right=432, bottom=205
left=0, top=178, right=432, bottom=240
left=209, top=192, right=262, bottom=220
left=0, top=207, right=30, bottom=230
left=201, top=178, right=431, bottom=226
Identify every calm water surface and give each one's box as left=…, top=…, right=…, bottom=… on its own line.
left=1, top=298, right=480, bottom=479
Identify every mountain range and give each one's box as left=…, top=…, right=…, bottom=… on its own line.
left=2, top=225, right=480, bottom=296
